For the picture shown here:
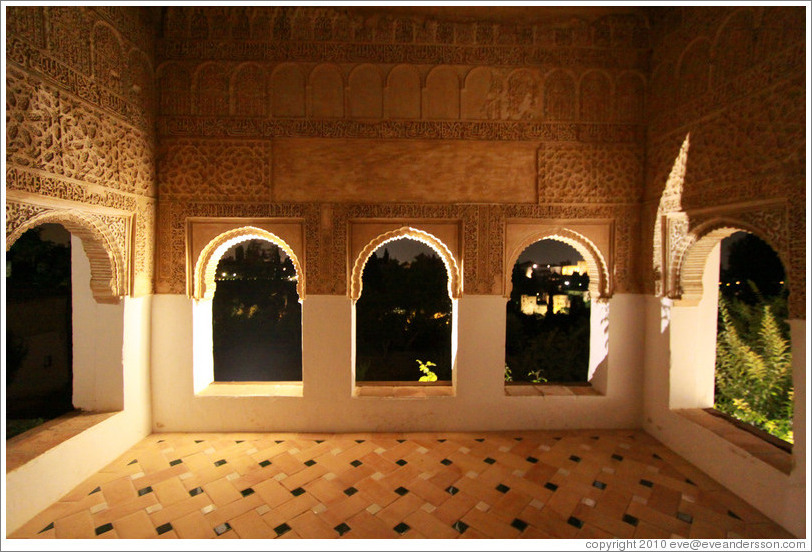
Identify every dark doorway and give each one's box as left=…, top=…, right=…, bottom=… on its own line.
left=6, top=224, right=75, bottom=438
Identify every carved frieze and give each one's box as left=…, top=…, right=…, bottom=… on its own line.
left=158, top=118, right=643, bottom=143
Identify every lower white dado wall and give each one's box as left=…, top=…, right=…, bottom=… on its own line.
left=150, top=294, right=644, bottom=433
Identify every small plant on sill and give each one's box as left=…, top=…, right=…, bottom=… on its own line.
left=504, top=364, right=513, bottom=382
left=417, top=359, right=438, bottom=382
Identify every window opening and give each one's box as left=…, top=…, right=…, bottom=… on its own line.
left=212, top=239, right=302, bottom=382
left=6, top=224, right=75, bottom=438
left=355, top=238, right=452, bottom=383
left=506, top=239, right=590, bottom=384
left=715, top=231, right=792, bottom=444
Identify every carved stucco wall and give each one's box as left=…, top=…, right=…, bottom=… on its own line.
left=644, top=6, right=805, bottom=318
left=6, top=6, right=804, bottom=317
left=154, top=6, right=649, bottom=298
left=5, top=6, right=157, bottom=297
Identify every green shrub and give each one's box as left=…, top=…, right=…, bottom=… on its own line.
left=715, top=290, right=793, bottom=443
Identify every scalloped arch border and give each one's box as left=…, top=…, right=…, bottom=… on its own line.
left=193, top=226, right=304, bottom=301
left=505, top=227, right=611, bottom=300
left=350, top=226, right=461, bottom=302
left=6, top=207, right=127, bottom=303
left=670, top=218, right=787, bottom=304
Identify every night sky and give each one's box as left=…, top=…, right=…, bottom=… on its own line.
left=517, top=240, right=583, bottom=266
left=378, top=238, right=437, bottom=262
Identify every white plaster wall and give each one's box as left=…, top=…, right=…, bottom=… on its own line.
left=669, top=245, right=720, bottom=409
left=642, top=294, right=807, bottom=537
left=5, top=295, right=153, bottom=534
left=71, top=234, right=124, bottom=411
left=150, top=293, right=644, bottom=433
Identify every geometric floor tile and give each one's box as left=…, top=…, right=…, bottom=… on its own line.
left=7, top=430, right=796, bottom=539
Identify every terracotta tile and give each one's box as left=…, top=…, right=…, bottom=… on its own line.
left=633, top=519, right=673, bottom=538
left=202, top=477, right=242, bottom=507
left=432, top=489, right=478, bottom=526
left=148, top=493, right=212, bottom=527
left=303, top=477, right=348, bottom=505
left=316, top=494, right=370, bottom=528
left=100, top=476, right=137, bottom=506
left=287, top=510, right=337, bottom=539
left=253, top=477, right=294, bottom=508
left=173, top=510, right=215, bottom=539
left=92, top=493, right=159, bottom=527
left=228, top=510, right=277, bottom=539
left=112, top=510, right=156, bottom=539
left=460, top=507, right=521, bottom=538
left=152, top=477, right=190, bottom=506
left=375, top=494, right=424, bottom=528
left=204, top=493, right=264, bottom=528
left=689, top=519, right=729, bottom=539
left=519, top=507, right=580, bottom=538
left=54, top=510, right=96, bottom=539
left=343, top=509, right=396, bottom=539
left=280, top=463, right=328, bottom=490
left=627, top=501, right=691, bottom=537
left=403, top=508, right=459, bottom=539
left=353, top=476, right=401, bottom=508
left=570, top=503, right=636, bottom=539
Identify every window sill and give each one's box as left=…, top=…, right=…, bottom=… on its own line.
left=197, top=382, right=303, bottom=397
left=354, top=381, right=454, bottom=398
left=675, top=408, right=793, bottom=475
left=504, top=382, right=600, bottom=397
left=6, top=410, right=119, bottom=473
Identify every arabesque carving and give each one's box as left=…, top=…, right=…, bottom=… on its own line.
left=6, top=68, right=155, bottom=197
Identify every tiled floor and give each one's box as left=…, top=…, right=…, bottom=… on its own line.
left=8, top=429, right=795, bottom=539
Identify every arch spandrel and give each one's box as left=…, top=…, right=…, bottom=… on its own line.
left=350, top=227, right=461, bottom=303
left=193, top=226, right=305, bottom=302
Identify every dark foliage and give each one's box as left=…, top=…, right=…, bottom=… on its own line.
left=212, top=242, right=302, bottom=381
left=505, top=297, right=590, bottom=383
left=355, top=249, right=452, bottom=381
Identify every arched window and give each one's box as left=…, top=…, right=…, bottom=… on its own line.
left=211, top=239, right=302, bottom=382
left=506, top=239, right=592, bottom=386
left=6, top=224, right=74, bottom=437
left=190, top=224, right=305, bottom=395
left=355, top=237, right=452, bottom=384
left=669, top=226, right=794, bottom=460
left=715, top=232, right=793, bottom=444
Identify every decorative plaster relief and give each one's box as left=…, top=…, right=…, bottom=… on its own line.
left=155, top=202, right=320, bottom=296
left=158, top=140, right=272, bottom=201
left=6, top=68, right=155, bottom=198
left=6, top=199, right=131, bottom=302
left=538, top=143, right=643, bottom=203
left=190, top=222, right=305, bottom=301
left=158, top=118, right=644, bottom=144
